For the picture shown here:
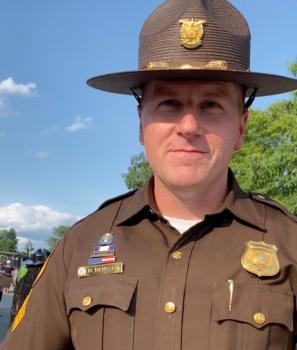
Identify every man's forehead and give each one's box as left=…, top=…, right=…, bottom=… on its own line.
left=142, top=80, right=242, bottom=97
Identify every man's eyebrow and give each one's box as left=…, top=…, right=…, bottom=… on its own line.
left=199, top=85, right=233, bottom=98
left=200, top=91, right=228, bottom=99
left=150, top=86, right=176, bottom=97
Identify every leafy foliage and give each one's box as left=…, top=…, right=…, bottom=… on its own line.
left=122, top=153, right=152, bottom=190
left=288, top=60, right=297, bottom=77
left=231, top=101, right=297, bottom=214
left=47, top=225, right=70, bottom=251
left=288, top=59, right=297, bottom=99
left=0, top=228, right=18, bottom=252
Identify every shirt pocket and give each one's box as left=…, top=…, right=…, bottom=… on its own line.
left=209, top=282, right=293, bottom=350
left=65, top=276, right=137, bottom=350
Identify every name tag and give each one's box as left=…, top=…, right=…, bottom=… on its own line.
left=78, top=262, right=124, bottom=277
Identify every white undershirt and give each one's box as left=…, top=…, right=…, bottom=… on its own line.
left=163, top=215, right=203, bottom=234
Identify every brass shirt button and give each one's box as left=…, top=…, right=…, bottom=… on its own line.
left=171, top=251, right=182, bottom=260
left=165, top=302, right=176, bottom=313
left=253, top=312, right=266, bottom=325
left=82, top=296, right=93, bottom=307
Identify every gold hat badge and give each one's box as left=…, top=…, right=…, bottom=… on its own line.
left=179, top=18, right=206, bottom=49
left=241, top=241, right=280, bottom=277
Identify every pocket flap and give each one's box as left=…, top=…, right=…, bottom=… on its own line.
left=212, top=282, right=293, bottom=331
left=65, top=276, right=137, bottom=315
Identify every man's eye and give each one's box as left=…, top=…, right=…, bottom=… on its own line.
left=160, top=99, right=180, bottom=107
left=202, top=100, right=220, bottom=109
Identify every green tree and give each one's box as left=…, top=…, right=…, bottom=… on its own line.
left=288, top=60, right=297, bottom=99
left=0, top=228, right=18, bottom=252
left=288, top=60, right=297, bottom=77
left=231, top=104, right=297, bottom=214
left=122, top=153, right=152, bottom=190
left=47, top=225, right=70, bottom=251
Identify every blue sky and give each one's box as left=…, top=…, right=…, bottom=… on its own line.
left=0, top=0, right=296, bottom=251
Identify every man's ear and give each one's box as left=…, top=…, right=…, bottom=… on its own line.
left=138, top=105, right=144, bottom=145
left=234, top=108, right=249, bottom=151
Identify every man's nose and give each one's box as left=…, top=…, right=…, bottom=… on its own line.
left=177, top=110, right=202, bottom=136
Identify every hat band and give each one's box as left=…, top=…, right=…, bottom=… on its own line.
left=147, top=60, right=228, bottom=71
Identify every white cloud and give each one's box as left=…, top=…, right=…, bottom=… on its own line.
left=0, top=203, right=79, bottom=232
left=36, top=151, right=50, bottom=160
left=16, top=236, right=48, bottom=252
left=40, top=126, right=59, bottom=136
left=0, top=77, right=36, bottom=97
left=17, top=236, right=30, bottom=246
left=0, top=203, right=80, bottom=250
left=66, top=115, right=94, bottom=133
left=25, top=149, right=50, bottom=160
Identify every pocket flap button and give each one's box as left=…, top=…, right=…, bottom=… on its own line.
left=253, top=312, right=266, bottom=325
left=82, top=296, right=93, bottom=307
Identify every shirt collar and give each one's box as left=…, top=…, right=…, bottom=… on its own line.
left=222, top=171, right=266, bottom=231
left=116, top=170, right=266, bottom=232
left=116, top=178, right=153, bottom=225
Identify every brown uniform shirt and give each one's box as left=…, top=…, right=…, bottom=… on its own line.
left=2, top=174, right=297, bottom=350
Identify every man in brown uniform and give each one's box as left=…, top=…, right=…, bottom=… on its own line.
left=2, top=0, right=297, bottom=349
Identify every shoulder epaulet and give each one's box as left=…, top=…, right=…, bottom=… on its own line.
left=69, top=190, right=137, bottom=229
left=250, top=192, right=297, bottom=222
left=98, top=189, right=137, bottom=210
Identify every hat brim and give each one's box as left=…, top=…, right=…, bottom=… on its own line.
left=87, top=69, right=297, bottom=97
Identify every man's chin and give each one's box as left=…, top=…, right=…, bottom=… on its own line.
left=166, top=177, right=208, bottom=194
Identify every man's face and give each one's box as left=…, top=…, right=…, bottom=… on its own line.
left=138, top=80, right=248, bottom=195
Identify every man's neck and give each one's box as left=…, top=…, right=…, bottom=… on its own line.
left=153, top=176, right=228, bottom=220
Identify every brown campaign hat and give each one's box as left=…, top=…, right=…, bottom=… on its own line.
left=87, top=0, right=297, bottom=97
